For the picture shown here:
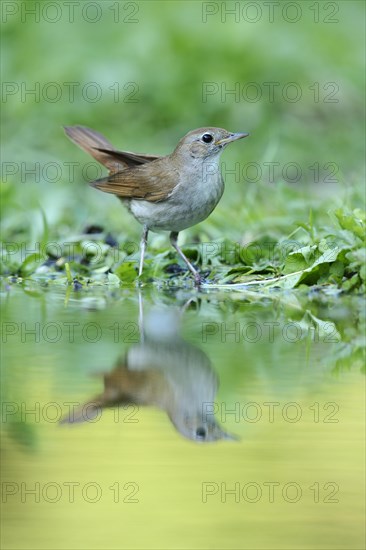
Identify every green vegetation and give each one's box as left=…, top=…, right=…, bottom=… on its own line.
left=1, top=3, right=364, bottom=292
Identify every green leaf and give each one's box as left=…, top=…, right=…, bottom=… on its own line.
left=334, top=209, right=365, bottom=240
left=114, top=262, right=138, bottom=284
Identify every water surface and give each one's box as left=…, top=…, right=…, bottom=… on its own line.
left=1, top=283, right=364, bottom=549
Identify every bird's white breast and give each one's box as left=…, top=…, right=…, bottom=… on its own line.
left=129, top=156, right=224, bottom=232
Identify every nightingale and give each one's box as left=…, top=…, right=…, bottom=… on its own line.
left=64, top=125, right=249, bottom=285
left=60, top=308, right=237, bottom=443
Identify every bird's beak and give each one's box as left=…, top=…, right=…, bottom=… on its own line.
left=216, top=132, right=249, bottom=146
left=221, top=430, right=240, bottom=441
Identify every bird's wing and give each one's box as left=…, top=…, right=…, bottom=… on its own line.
left=64, top=125, right=162, bottom=172
left=90, top=158, right=178, bottom=202
left=96, top=147, right=162, bottom=166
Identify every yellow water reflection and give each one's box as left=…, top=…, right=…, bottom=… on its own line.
left=1, top=288, right=365, bottom=549
left=2, top=377, right=364, bottom=550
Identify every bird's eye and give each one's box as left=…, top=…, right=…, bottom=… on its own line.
left=201, top=133, right=213, bottom=143
left=195, top=427, right=207, bottom=439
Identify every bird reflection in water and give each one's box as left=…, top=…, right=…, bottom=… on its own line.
left=61, top=305, right=237, bottom=443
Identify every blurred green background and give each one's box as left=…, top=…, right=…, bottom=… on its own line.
left=1, top=0, right=364, bottom=248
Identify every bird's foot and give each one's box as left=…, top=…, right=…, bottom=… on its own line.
left=193, top=271, right=202, bottom=287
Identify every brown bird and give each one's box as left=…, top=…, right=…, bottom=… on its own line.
left=64, top=125, right=248, bottom=284
left=60, top=308, right=237, bottom=443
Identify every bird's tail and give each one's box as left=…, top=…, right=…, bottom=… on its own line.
left=59, top=396, right=105, bottom=424
left=64, top=125, right=125, bottom=173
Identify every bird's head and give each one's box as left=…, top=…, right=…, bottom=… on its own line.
left=175, top=127, right=249, bottom=160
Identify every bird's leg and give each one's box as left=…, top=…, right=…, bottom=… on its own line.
left=137, top=289, right=145, bottom=343
left=169, top=231, right=201, bottom=286
left=138, top=225, right=149, bottom=277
